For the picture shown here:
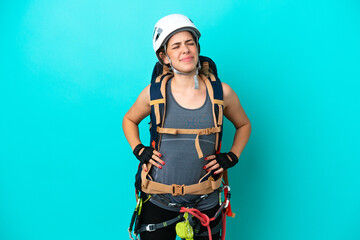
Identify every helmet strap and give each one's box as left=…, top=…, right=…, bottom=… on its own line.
left=165, top=48, right=201, bottom=89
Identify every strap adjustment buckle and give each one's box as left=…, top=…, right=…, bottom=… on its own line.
left=172, top=184, right=185, bottom=196
left=145, top=224, right=156, bottom=232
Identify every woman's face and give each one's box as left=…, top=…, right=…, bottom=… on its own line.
left=163, top=31, right=198, bottom=74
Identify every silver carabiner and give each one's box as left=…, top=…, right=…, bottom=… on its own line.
left=223, top=185, right=231, bottom=208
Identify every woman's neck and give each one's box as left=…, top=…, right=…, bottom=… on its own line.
left=171, top=75, right=205, bottom=94
left=172, top=71, right=198, bottom=90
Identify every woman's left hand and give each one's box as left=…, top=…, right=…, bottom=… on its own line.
left=203, top=154, right=224, bottom=175
left=203, top=152, right=239, bottom=175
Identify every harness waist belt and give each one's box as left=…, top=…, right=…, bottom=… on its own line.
left=141, top=163, right=223, bottom=196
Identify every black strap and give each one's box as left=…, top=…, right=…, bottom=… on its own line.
left=128, top=208, right=138, bottom=233
left=150, top=194, right=209, bottom=209
left=136, top=214, right=183, bottom=234
left=195, top=218, right=222, bottom=236
left=137, top=212, right=222, bottom=235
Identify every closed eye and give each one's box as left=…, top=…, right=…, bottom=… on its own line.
left=170, top=39, right=195, bottom=49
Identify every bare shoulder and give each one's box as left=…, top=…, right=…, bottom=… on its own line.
left=222, top=82, right=233, bottom=97
left=138, top=84, right=151, bottom=106
left=221, top=82, right=250, bottom=128
left=124, top=84, right=151, bottom=124
left=221, top=82, right=238, bottom=108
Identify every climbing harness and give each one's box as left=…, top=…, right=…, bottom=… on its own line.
left=128, top=185, right=234, bottom=240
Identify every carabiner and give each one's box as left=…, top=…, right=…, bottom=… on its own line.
left=223, top=185, right=231, bottom=209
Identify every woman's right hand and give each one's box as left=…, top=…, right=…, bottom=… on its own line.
left=133, top=144, right=164, bottom=172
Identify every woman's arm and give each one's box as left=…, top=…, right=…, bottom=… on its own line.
left=122, top=85, right=163, bottom=170
left=222, top=82, right=251, bottom=158
left=122, top=85, right=151, bottom=150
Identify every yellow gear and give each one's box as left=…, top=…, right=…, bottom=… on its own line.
left=175, top=212, right=194, bottom=240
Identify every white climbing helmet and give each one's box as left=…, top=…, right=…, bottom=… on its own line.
left=152, top=14, right=201, bottom=64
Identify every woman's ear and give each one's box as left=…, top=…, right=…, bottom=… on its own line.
left=159, top=51, right=169, bottom=64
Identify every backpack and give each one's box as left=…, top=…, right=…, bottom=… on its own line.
left=135, top=56, right=225, bottom=195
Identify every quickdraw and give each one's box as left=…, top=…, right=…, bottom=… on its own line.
left=128, top=197, right=142, bottom=240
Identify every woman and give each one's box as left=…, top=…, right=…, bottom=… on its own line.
left=123, top=14, right=251, bottom=240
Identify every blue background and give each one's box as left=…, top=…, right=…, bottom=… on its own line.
left=1, top=0, right=360, bottom=239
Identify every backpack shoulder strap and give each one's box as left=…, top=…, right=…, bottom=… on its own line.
left=198, top=56, right=224, bottom=153
left=149, top=64, right=173, bottom=150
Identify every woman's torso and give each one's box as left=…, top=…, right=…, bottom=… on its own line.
left=149, top=78, right=219, bottom=211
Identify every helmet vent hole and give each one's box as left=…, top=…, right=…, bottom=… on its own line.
left=155, top=28, right=163, bottom=42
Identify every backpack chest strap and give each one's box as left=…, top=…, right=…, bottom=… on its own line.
left=157, top=126, right=221, bottom=159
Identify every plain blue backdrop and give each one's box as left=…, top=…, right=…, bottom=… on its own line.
left=1, top=0, right=360, bottom=240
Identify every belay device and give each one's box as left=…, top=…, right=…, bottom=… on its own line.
left=128, top=56, right=235, bottom=240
